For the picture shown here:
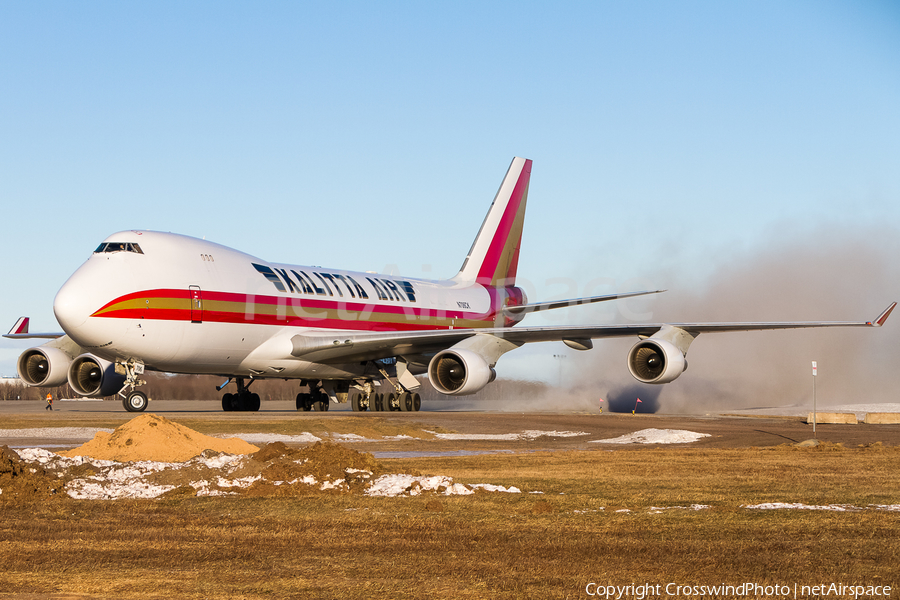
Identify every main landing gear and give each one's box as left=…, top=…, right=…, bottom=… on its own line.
left=291, top=380, right=422, bottom=412
left=296, top=380, right=331, bottom=411
left=296, top=390, right=330, bottom=411
left=221, top=377, right=261, bottom=412
left=349, top=389, right=421, bottom=412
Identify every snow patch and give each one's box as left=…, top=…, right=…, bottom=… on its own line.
left=223, top=433, right=322, bottom=444
left=729, top=402, right=900, bottom=419
left=425, top=430, right=588, bottom=441
left=364, top=474, right=523, bottom=497
left=591, top=428, right=711, bottom=444
left=470, top=483, right=521, bottom=493
left=744, top=502, right=900, bottom=512
left=330, top=433, right=379, bottom=442
left=0, top=427, right=114, bottom=439
left=12, top=447, right=530, bottom=500
left=649, top=504, right=711, bottom=513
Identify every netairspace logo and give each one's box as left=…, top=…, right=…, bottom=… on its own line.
left=584, top=583, right=893, bottom=599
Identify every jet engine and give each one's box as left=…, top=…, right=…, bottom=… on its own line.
left=428, top=349, right=496, bottom=396
left=68, top=354, right=126, bottom=397
left=627, top=339, right=687, bottom=384
left=17, top=347, right=72, bottom=387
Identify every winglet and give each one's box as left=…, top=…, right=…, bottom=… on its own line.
left=6, top=317, right=29, bottom=336
left=868, top=302, right=896, bottom=327
left=2, top=317, right=63, bottom=340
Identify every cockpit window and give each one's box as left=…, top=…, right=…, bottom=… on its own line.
left=94, top=242, right=144, bottom=254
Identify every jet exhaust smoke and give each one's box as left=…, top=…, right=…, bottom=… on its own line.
left=567, top=223, right=900, bottom=414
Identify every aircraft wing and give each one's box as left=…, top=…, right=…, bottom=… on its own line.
left=498, top=300, right=896, bottom=343
left=3, top=317, right=65, bottom=340
left=290, top=302, right=896, bottom=364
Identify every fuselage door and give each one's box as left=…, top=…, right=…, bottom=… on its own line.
left=190, top=285, right=203, bottom=323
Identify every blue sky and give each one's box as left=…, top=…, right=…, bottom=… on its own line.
left=2, top=1, right=899, bottom=388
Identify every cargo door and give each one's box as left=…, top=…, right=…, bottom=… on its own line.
left=190, top=285, right=203, bottom=323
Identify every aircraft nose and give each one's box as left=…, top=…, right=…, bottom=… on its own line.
left=53, top=267, right=97, bottom=333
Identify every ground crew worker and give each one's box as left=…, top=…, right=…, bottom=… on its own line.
left=45, top=392, right=53, bottom=411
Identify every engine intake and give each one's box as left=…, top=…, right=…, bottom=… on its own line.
left=68, top=354, right=126, bottom=397
left=428, top=349, right=496, bottom=396
left=17, top=347, right=72, bottom=387
left=627, top=339, right=687, bottom=384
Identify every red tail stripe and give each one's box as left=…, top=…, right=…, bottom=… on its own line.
left=476, top=159, right=531, bottom=283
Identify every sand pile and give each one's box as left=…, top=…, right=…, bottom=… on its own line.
left=59, top=414, right=259, bottom=462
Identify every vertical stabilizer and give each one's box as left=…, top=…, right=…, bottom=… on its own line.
left=454, top=157, right=532, bottom=287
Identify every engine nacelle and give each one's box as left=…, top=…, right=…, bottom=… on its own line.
left=68, top=354, right=126, bottom=397
left=428, top=349, right=497, bottom=396
left=627, top=339, right=687, bottom=384
left=17, top=347, right=72, bottom=387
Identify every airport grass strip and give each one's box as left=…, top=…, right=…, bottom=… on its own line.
left=0, top=445, right=897, bottom=599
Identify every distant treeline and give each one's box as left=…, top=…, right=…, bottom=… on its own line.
left=0, top=380, right=73, bottom=401
left=0, top=373, right=553, bottom=403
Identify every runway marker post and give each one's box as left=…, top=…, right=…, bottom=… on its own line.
left=812, top=361, right=817, bottom=438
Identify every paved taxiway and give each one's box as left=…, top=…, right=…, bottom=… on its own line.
left=2, top=399, right=899, bottom=452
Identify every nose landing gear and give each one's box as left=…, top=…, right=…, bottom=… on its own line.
left=124, top=390, right=149, bottom=412
left=117, top=360, right=149, bottom=412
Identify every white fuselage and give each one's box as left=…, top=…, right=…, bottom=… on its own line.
left=53, top=231, right=523, bottom=379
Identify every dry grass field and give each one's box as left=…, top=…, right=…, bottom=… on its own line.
left=1, top=443, right=898, bottom=599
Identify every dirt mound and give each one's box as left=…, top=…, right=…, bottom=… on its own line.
left=11, top=439, right=521, bottom=500
left=59, top=414, right=259, bottom=462
left=0, top=445, right=60, bottom=502
left=240, top=441, right=380, bottom=497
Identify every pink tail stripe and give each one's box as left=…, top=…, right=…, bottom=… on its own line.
left=476, top=159, right=531, bottom=285
left=14, top=317, right=29, bottom=335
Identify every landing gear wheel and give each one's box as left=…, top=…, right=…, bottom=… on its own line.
left=383, top=393, right=396, bottom=412
left=312, top=392, right=330, bottom=411
left=123, top=391, right=148, bottom=412
left=351, top=391, right=363, bottom=412
left=411, top=392, right=421, bottom=412
left=248, top=392, right=261, bottom=412
left=296, top=393, right=313, bottom=411
left=399, top=392, right=412, bottom=412
left=222, top=393, right=235, bottom=411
